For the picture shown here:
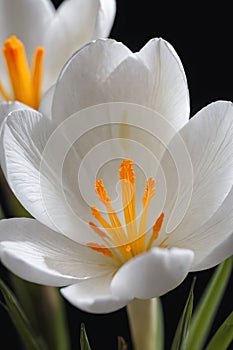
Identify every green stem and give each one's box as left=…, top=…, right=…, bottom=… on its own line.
left=127, top=298, right=164, bottom=350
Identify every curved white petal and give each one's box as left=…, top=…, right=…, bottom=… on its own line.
left=61, top=274, right=130, bottom=313
left=52, top=38, right=189, bottom=130
left=0, top=0, right=55, bottom=66
left=52, top=39, right=133, bottom=123
left=0, top=108, right=77, bottom=235
left=0, top=0, right=55, bottom=92
left=111, top=247, right=194, bottom=299
left=0, top=108, right=113, bottom=243
left=92, top=0, right=116, bottom=39
left=136, top=38, right=190, bottom=130
left=0, top=218, right=112, bottom=286
left=39, top=84, right=55, bottom=119
left=43, top=0, right=115, bottom=91
left=0, top=101, right=31, bottom=131
left=161, top=101, right=233, bottom=239
left=0, top=109, right=57, bottom=229
left=191, top=234, right=233, bottom=271
left=172, top=186, right=233, bottom=268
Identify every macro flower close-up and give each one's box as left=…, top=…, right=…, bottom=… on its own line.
left=0, top=37, right=232, bottom=315
left=0, top=0, right=116, bottom=109
left=0, top=1, right=232, bottom=349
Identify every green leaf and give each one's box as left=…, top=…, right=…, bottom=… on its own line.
left=10, top=275, right=70, bottom=350
left=186, top=257, right=233, bottom=350
left=171, top=277, right=196, bottom=350
left=80, top=323, right=91, bottom=350
left=0, top=279, right=44, bottom=350
left=118, top=336, right=128, bottom=350
left=205, top=312, right=233, bottom=350
left=42, top=287, right=71, bottom=350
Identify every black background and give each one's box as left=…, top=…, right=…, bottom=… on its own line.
left=1, top=0, right=233, bottom=349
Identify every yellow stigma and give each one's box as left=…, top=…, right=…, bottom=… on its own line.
left=0, top=35, right=44, bottom=109
left=88, top=159, right=166, bottom=264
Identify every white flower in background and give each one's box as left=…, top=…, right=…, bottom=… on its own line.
left=0, top=0, right=116, bottom=109
left=0, top=38, right=232, bottom=314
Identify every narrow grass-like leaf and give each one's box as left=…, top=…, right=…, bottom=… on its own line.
left=11, top=275, right=70, bottom=350
left=186, top=257, right=233, bottom=350
left=171, top=277, right=196, bottom=350
left=80, top=323, right=91, bottom=350
left=118, top=336, right=128, bottom=350
left=0, top=279, right=44, bottom=350
left=205, top=312, right=233, bottom=350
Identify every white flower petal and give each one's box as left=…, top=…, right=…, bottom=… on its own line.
left=43, top=0, right=115, bottom=91
left=92, top=0, right=116, bottom=39
left=111, top=247, right=194, bottom=299
left=173, top=186, right=233, bottom=268
left=45, top=102, right=171, bottom=227
left=0, top=0, right=55, bottom=61
left=52, top=39, right=133, bottom=123
left=52, top=38, right=189, bottom=129
left=103, top=55, right=153, bottom=104
left=162, top=101, right=233, bottom=238
left=61, top=274, right=130, bottom=313
left=0, top=101, right=31, bottom=131
left=191, top=234, right=233, bottom=271
left=136, top=38, right=190, bottom=130
left=0, top=218, right=111, bottom=286
left=0, top=109, right=57, bottom=229
left=39, top=84, right=55, bottom=119
left=0, top=108, right=111, bottom=243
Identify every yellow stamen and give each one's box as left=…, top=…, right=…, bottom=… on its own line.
left=95, top=180, right=127, bottom=245
left=119, top=160, right=137, bottom=241
left=91, top=206, right=121, bottom=245
left=1, top=35, right=44, bottom=109
left=87, top=243, right=113, bottom=257
left=31, top=47, right=45, bottom=109
left=88, top=160, right=165, bottom=264
left=159, top=236, right=169, bottom=248
left=89, top=221, right=112, bottom=241
left=0, top=81, right=11, bottom=100
left=147, top=213, right=165, bottom=250
left=95, top=179, right=111, bottom=203
left=134, top=178, right=156, bottom=254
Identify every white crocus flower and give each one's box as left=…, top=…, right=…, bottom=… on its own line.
left=0, top=38, right=233, bottom=314
left=0, top=0, right=116, bottom=109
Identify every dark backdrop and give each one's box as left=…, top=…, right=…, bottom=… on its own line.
left=1, top=1, right=233, bottom=349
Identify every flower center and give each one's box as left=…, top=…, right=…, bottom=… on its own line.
left=88, top=160, right=166, bottom=264
left=0, top=35, right=44, bottom=109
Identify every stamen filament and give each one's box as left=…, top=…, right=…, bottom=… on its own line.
left=95, top=180, right=128, bottom=245
left=89, top=221, right=112, bottom=241
left=88, top=160, right=165, bottom=264
left=159, top=236, right=169, bottom=248
left=91, top=206, right=125, bottom=249
left=31, top=47, right=45, bottom=109
left=1, top=35, right=44, bottom=109
left=87, top=243, right=113, bottom=257
left=3, top=36, right=32, bottom=106
left=0, top=81, right=11, bottom=100
left=147, top=213, right=165, bottom=250
left=135, top=178, right=156, bottom=254
left=119, top=160, right=137, bottom=241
